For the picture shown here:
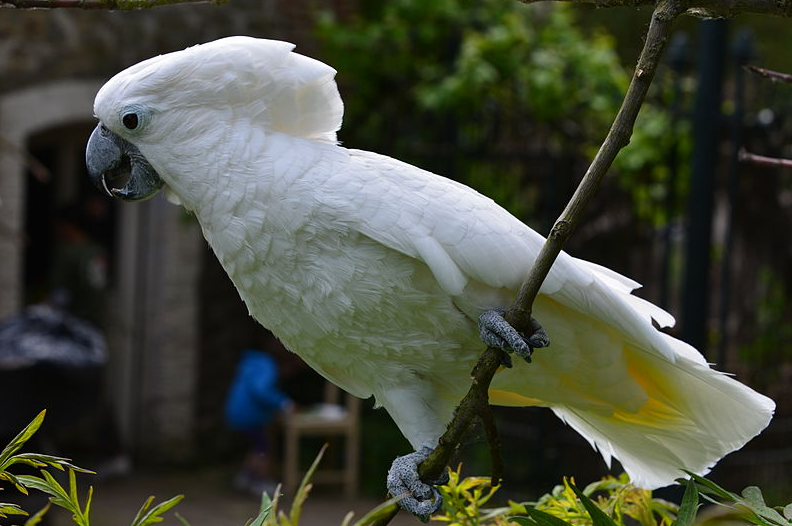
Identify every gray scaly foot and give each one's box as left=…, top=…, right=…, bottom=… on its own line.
left=386, top=446, right=443, bottom=522
left=478, top=309, right=550, bottom=363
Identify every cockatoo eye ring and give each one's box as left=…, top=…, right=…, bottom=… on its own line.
left=122, top=112, right=139, bottom=130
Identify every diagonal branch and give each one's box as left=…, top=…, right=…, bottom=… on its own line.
left=365, top=0, right=686, bottom=524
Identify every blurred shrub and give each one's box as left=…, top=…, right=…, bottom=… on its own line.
left=316, top=0, right=691, bottom=226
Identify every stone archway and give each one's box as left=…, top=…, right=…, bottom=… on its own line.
left=0, top=80, right=201, bottom=458
left=0, top=79, right=104, bottom=317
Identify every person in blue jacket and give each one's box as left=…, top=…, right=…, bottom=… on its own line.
left=225, top=348, right=294, bottom=495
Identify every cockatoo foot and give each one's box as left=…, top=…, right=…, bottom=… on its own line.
left=386, top=446, right=443, bottom=522
left=478, top=309, right=549, bottom=363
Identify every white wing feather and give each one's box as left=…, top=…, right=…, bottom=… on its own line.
left=316, top=146, right=774, bottom=488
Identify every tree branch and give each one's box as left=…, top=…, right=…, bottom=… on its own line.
left=517, top=0, right=791, bottom=18
left=739, top=148, right=792, bottom=168
left=366, top=1, right=685, bottom=524
left=0, top=0, right=220, bottom=8
left=745, top=65, right=792, bottom=84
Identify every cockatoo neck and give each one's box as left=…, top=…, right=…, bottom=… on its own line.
left=142, top=121, right=284, bottom=217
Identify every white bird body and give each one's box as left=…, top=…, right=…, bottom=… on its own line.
left=90, top=36, right=774, bottom=490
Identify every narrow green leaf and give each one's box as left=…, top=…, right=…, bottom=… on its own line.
left=145, top=495, right=184, bottom=519
left=130, top=496, right=155, bottom=526
left=68, top=469, right=79, bottom=507
left=247, top=500, right=273, bottom=526
left=16, top=474, right=48, bottom=493
left=519, top=507, right=578, bottom=526
left=340, top=510, right=355, bottom=526
left=41, top=470, right=71, bottom=504
left=682, top=471, right=738, bottom=501
left=570, top=482, right=620, bottom=526
left=130, top=495, right=184, bottom=526
left=1, top=470, right=30, bottom=494
left=672, top=479, right=700, bottom=526
left=0, top=502, right=27, bottom=518
left=24, top=503, right=51, bottom=526
left=290, top=444, right=328, bottom=526
left=11, top=453, right=94, bottom=474
left=510, top=518, right=535, bottom=526
left=0, top=411, right=46, bottom=469
left=247, top=491, right=273, bottom=526
left=19, top=472, right=76, bottom=515
left=351, top=495, right=403, bottom=526
left=83, top=486, right=94, bottom=520
left=782, top=504, right=792, bottom=521
left=174, top=513, right=192, bottom=526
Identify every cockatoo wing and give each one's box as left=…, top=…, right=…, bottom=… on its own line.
left=316, top=147, right=774, bottom=489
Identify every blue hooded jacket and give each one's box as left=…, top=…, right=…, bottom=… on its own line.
left=225, top=350, right=290, bottom=430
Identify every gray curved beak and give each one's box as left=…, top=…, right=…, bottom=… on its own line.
left=86, top=124, right=163, bottom=202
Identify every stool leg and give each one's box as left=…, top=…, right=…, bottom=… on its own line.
left=284, top=425, right=298, bottom=495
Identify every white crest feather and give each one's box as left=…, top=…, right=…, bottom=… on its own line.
left=95, top=36, right=343, bottom=142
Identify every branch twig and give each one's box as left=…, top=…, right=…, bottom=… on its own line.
left=739, top=148, right=792, bottom=168
left=366, top=1, right=685, bottom=524
left=0, top=0, right=219, bottom=8
left=744, top=65, right=792, bottom=84
left=517, top=0, right=790, bottom=18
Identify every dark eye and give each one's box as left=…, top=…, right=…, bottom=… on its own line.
left=122, top=112, right=139, bottom=130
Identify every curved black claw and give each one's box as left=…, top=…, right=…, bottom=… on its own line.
left=478, top=309, right=550, bottom=363
left=386, top=446, right=443, bottom=522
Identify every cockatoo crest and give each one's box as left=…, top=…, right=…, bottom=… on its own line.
left=94, top=36, right=343, bottom=143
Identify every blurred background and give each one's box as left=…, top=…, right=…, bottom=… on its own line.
left=0, top=0, right=791, bottom=521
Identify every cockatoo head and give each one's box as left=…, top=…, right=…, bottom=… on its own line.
left=86, top=36, right=343, bottom=203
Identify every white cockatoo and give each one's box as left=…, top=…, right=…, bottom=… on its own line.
left=86, top=37, right=774, bottom=519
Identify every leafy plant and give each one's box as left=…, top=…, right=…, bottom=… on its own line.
left=685, top=471, right=792, bottom=526
left=316, top=0, right=689, bottom=226
left=0, top=410, right=183, bottom=526
left=434, top=465, right=502, bottom=525
left=0, top=409, right=93, bottom=522
left=431, top=467, right=679, bottom=526
left=5, top=411, right=790, bottom=526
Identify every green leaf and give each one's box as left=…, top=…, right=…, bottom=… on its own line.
left=83, top=486, right=94, bottom=521
left=783, top=504, right=792, bottom=521
left=130, top=495, right=184, bottom=526
left=513, top=507, right=577, bottom=526
left=11, top=453, right=93, bottom=474
left=0, top=502, right=27, bottom=518
left=0, top=411, right=46, bottom=470
left=174, top=512, right=192, bottom=526
left=736, top=486, right=788, bottom=526
left=24, top=503, right=51, bottom=526
left=130, top=496, right=154, bottom=526
left=351, top=495, right=403, bottom=526
left=672, top=478, right=700, bottom=526
left=247, top=492, right=273, bottom=526
left=570, top=482, right=620, bottom=526
left=17, top=472, right=75, bottom=515
left=289, top=444, right=327, bottom=526
left=682, top=471, right=738, bottom=501
left=1, top=470, right=30, bottom=494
